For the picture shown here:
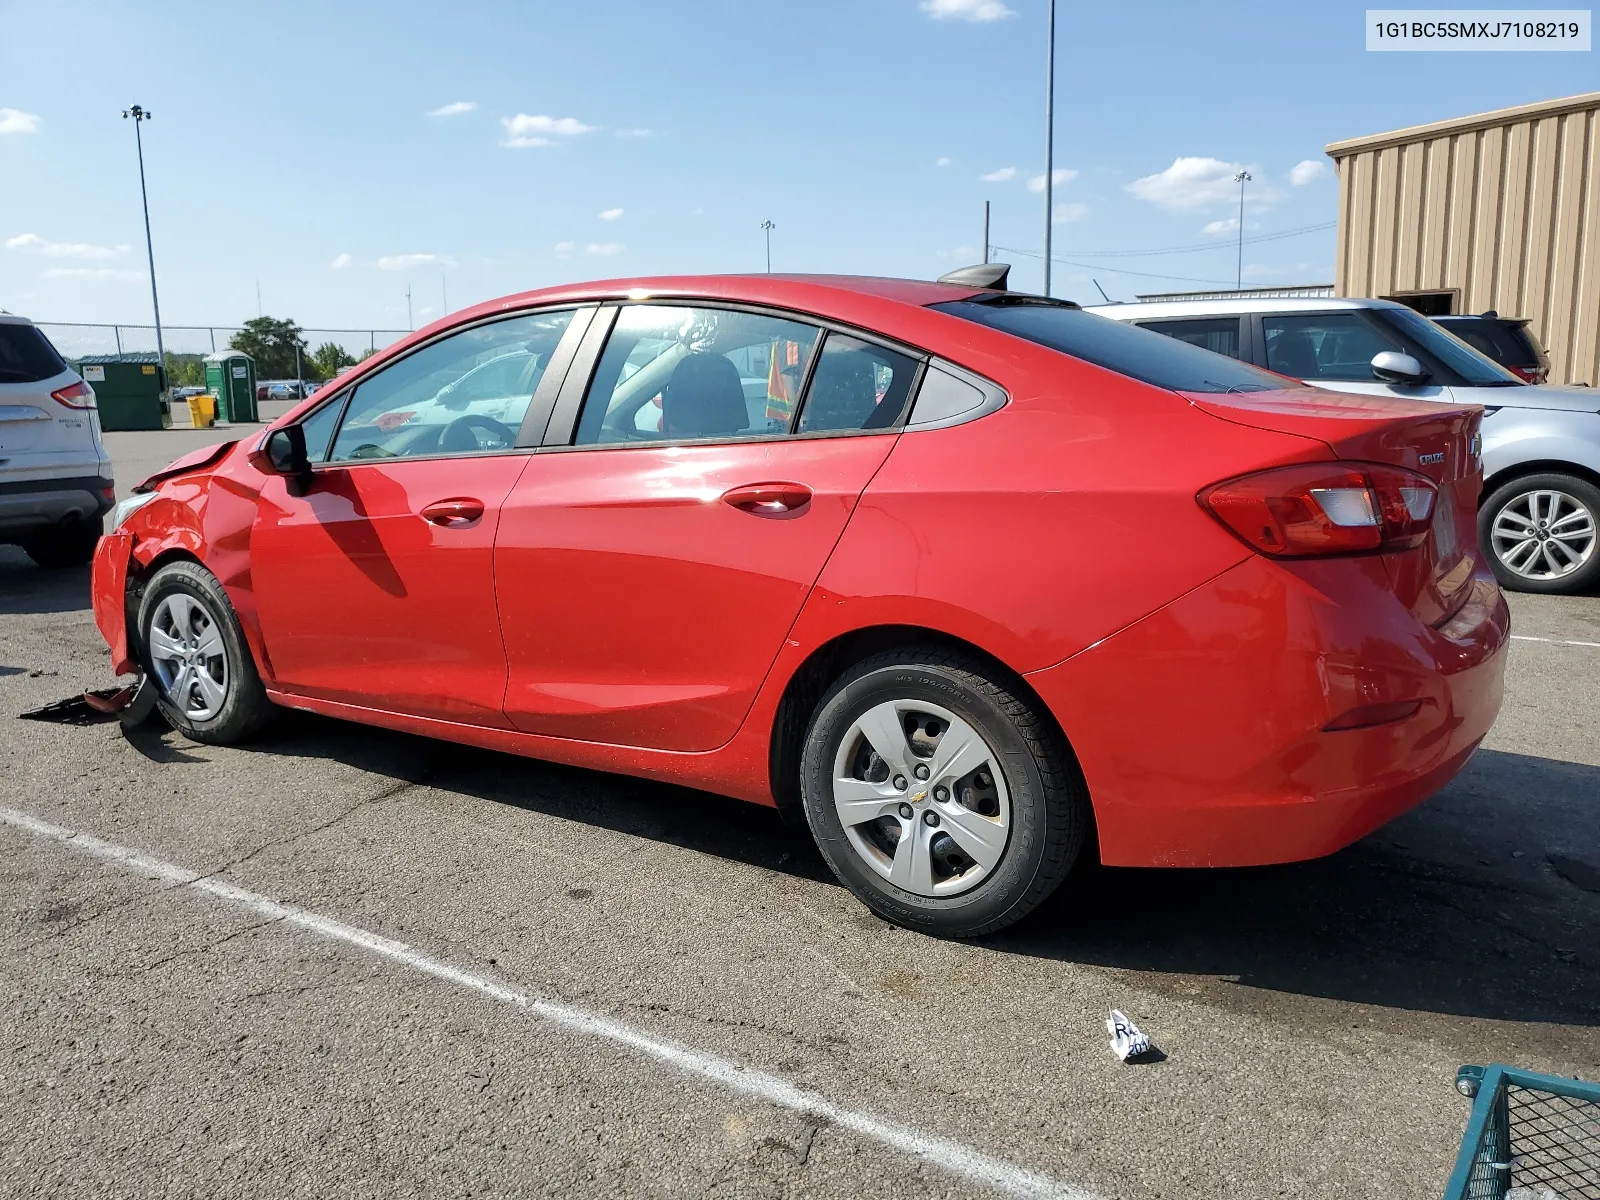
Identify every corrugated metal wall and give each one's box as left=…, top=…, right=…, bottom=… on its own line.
left=1328, top=92, right=1600, bottom=387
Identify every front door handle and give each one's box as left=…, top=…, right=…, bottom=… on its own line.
left=721, top=482, right=812, bottom=516
left=420, top=497, right=485, bottom=527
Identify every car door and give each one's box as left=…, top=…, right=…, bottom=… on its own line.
left=1256, top=310, right=1457, bottom=404
left=493, top=302, right=923, bottom=752
left=249, top=308, right=587, bottom=726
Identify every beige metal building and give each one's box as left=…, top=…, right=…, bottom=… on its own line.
left=1326, top=90, right=1600, bottom=386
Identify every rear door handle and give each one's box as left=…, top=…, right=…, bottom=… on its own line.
left=722, top=482, right=812, bottom=515
left=420, top=497, right=485, bottom=526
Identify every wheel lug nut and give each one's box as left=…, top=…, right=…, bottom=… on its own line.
left=892, top=775, right=907, bottom=791
left=922, top=811, right=939, bottom=827
left=913, top=764, right=930, bottom=781
left=933, top=786, right=949, bottom=802
left=897, top=803, right=914, bottom=820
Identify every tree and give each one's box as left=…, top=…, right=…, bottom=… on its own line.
left=229, top=316, right=310, bottom=380
left=163, top=352, right=206, bottom=388
left=310, top=341, right=357, bottom=381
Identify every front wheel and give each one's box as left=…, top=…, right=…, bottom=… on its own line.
left=136, top=560, right=274, bottom=743
left=799, top=649, right=1090, bottom=938
left=1479, top=472, right=1600, bottom=594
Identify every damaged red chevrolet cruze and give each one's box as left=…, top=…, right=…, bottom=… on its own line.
left=91, top=269, right=1509, bottom=936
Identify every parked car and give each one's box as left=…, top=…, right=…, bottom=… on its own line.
left=0, top=315, right=114, bottom=567
left=1087, top=296, right=1600, bottom=594
left=1434, top=312, right=1550, bottom=384
left=172, top=386, right=208, bottom=400
left=92, top=273, right=1507, bottom=936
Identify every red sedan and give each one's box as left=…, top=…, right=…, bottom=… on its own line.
left=91, top=271, right=1509, bottom=936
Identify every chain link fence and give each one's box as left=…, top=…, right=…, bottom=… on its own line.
left=35, top=322, right=410, bottom=370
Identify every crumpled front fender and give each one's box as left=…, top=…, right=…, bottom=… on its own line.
left=91, top=530, right=136, bottom=675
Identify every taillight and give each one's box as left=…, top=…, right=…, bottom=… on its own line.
left=1509, top=365, right=1547, bottom=384
left=51, top=380, right=97, bottom=409
left=1200, top=462, right=1437, bottom=557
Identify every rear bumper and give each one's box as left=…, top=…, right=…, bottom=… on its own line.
left=1027, top=554, right=1509, bottom=868
left=91, top=530, right=137, bottom=676
left=0, top=474, right=116, bottom=534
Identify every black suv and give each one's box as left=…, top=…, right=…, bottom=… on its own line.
left=1434, top=313, right=1550, bottom=384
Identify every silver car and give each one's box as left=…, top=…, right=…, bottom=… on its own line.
left=1086, top=296, right=1600, bottom=595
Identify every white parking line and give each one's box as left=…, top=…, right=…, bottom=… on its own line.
left=0, top=805, right=1097, bottom=1200
left=1510, top=634, right=1600, bottom=649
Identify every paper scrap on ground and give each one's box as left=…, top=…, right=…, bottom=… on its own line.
left=1107, top=1010, right=1151, bottom=1061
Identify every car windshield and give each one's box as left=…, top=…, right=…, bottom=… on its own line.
left=1377, top=307, right=1523, bottom=387
left=932, top=298, right=1290, bottom=394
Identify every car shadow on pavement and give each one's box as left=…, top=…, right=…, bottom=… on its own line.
left=0, top=548, right=92, bottom=616
left=231, top=716, right=1599, bottom=1027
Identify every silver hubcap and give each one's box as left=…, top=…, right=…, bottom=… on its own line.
left=832, top=700, right=1010, bottom=898
left=1491, top=489, right=1596, bottom=580
left=148, top=593, right=230, bottom=721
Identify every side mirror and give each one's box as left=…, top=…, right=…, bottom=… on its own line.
left=1371, top=350, right=1427, bottom=385
left=253, top=425, right=314, bottom=495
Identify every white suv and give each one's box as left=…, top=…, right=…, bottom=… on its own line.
left=1086, top=296, right=1600, bottom=595
left=0, top=315, right=114, bottom=567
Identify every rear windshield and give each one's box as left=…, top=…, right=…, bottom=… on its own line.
left=931, top=299, right=1289, bottom=394
left=1436, top=317, right=1541, bottom=367
left=0, top=323, right=68, bottom=384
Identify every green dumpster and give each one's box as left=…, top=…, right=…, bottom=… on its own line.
left=77, top=356, right=168, bottom=431
left=204, top=350, right=257, bottom=423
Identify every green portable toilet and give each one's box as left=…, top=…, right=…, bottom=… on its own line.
left=77, top=355, right=168, bottom=431
left=204, top=350, right=257, bottom=423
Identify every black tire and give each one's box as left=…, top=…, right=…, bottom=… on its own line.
left=799, top=648, right=1090, bottom=938
left=135, top=560, right=274, bottom=743
left=1478, top=472, right=1600, bottom=595
left=22, top=515, right=103, bottom=569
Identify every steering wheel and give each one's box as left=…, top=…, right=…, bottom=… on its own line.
left=439, top=413, right=517, bottom=454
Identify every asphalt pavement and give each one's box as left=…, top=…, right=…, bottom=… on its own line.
left=1, top=427, right=1596, bottom=1199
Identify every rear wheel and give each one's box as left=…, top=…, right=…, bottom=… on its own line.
left=799, top=648, right=1089, bottom=938
left=22, top=515, right=102, bottom=569
left=136, top=560, right=274, bottom=743
left=1479, top=472, right=1600, bottom=594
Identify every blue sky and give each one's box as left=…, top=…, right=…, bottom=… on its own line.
left=1, top=0, right=1595, bottom=332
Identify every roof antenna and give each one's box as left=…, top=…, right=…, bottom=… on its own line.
left=1092, top=279, right=1114, bottom=304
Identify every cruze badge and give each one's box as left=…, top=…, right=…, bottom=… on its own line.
left=1419, top=451, right=1446, bottom=465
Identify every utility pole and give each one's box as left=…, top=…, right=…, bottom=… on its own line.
left=1042, top=0, right=1056, bottom=296
left=1234, top=170, right=1252, bottom=290
left=760, top=220, right=775, bottom=273
left=121, top=105, right=165, bottom=393
left=256, top=280, right=262, bottom=317
left=406, top=285, right=413, bottom=331
left=982, top=201, right=990, bottom=264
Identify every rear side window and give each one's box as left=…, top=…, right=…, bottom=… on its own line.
left=1137, top=317, right=1242, bottom=360
left=932, top=300, right=1286, bottom=393
left=796, top=334, right=919, bottom=434
left=0, top=324, right=68, bottom=384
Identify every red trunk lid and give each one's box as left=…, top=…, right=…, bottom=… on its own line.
left=1184, top=386, right=1484, bottom=625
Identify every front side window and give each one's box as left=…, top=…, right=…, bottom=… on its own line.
left=1138, top=317, right=1241, bottom=361
left=574, top=306, right=821, bottom=445
left=796, top=335, right=919, bottom=433
left=932, top=299, right=1287, bottom=394
left=1261, top=313, right=1397, bottom=381
left=327, top=309, right=575, bottom=462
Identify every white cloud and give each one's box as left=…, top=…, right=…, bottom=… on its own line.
left=615, top=128, right=653, bottom=138
left=553, top=241, right=575, bottom=258
left=375, top=253, right=456, bottom=270
left=598, top=207, right=624, bottom=222
left=586, top=242, right=624, bottom=256
left=0, top=108, right=40, bottom=135
left=1126, top=156, right=1282, bottom=210
left=426, top=101, right=477, bottom=118
left=500, top=113, right=596, bottom=148
left=1028, top=168, right=1078, bottom=193
left=980, top=166, right=1017, bottom=182
left=330, top=252, right=353, bottom=269
left=1053, top=202, right=1089, bottom=223
left=1289, top=158, right=1327, bottom=186
left=1201, top=217, right=1238, bottom=236
left=42, top=267, right=142, bottom=281
left=921, top=0, right=1014, bottom=20
left=6, top=232, right=129, bottom=259
left=936, top=156, right=952, bottom=167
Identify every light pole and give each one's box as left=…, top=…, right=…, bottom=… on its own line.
left=121, top=105, right=166, bottom=394
left=1233, top=170, right=1251, bottom=290
left=1042, top=0, right=1056, bottom=296
left=760, top=220, right=775, bottom=273
left=982, top=200, right=990, bottom=264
